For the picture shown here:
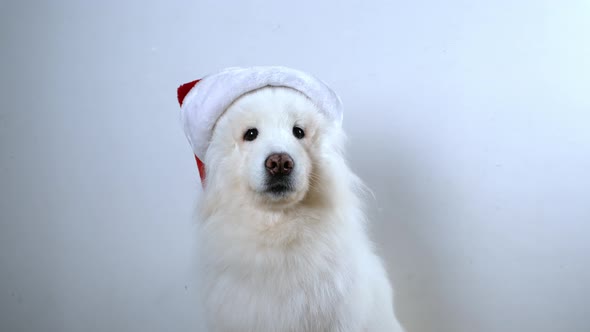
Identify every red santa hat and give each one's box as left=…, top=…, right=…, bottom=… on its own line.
left=177, top=66, right=343, bottom=185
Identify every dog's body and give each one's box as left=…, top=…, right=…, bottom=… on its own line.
left=195, top=87, right=404, bottom=331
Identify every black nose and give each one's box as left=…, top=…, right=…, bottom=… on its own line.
left=265, top=153, right=294, bottom=176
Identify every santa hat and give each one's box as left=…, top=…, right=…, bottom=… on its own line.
left=177, top=66, right=343, bottom=185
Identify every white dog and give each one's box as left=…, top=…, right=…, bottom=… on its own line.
left=195, top=86, right=404, bottom=332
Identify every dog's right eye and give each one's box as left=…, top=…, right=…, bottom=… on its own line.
left=243, top=128, right=258, bottom=141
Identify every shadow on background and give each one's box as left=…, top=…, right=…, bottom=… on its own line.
left=348, top=123, right=458, bottom=332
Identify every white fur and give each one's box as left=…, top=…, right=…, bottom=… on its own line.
left=195, top=87, right=404, bottom=332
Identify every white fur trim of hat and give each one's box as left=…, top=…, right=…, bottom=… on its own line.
left=176, top=66, right=343, bottom=183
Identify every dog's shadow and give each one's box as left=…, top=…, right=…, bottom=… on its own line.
left=348, top=133, right=456, bottom=332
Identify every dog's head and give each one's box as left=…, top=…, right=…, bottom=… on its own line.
left=204, top=87, right=342, bottom=209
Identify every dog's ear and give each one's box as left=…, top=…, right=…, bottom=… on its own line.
left=177, top=79, right=200, bottom=106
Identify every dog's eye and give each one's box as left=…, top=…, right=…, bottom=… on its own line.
left=243, top=128, right=258, bottom=141
left=293, top=126, right=305, bottom=139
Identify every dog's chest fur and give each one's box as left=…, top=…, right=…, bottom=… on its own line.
left=198, top=212, right=366, bottom=332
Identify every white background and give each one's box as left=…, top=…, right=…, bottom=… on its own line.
left=1, top=1, right=589, bottom=331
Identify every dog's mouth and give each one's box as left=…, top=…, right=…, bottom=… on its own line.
left=264, top=177, right=294, bottom=196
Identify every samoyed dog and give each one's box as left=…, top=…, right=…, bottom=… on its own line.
left=195, top=86, right=404, bottom=332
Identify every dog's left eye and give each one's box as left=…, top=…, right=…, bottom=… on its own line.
left=243, top=128, right=258, bottom=141
left=293, top=126, right=305, bottom=139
